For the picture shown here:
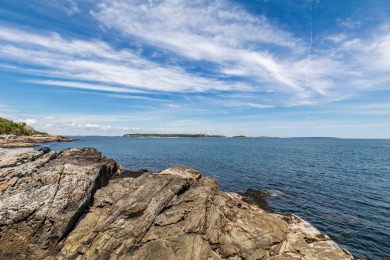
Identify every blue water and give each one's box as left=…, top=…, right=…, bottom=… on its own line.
left=38, top=137, right=390, bottom=259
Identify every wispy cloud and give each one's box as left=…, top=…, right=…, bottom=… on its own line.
left=27, top=80, right=148, bottom=93
left=337, top=17, right=362, bottom=29
left=94, top=0, right=390, bottom=105
left=95, top=0, right=309, bottom=94
left=1, top=0, right=390, bottom=114
left=0, top=105, right=17, bottom=113
left=0, top=25, right=245, bottom=94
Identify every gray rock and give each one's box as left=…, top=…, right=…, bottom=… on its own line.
left=0, top=148, right=354, bottom=260
left=159, top=165, right=201, bottom=180
left=0, top=147, right=118, bottom=259
left=0, top=134, right=75, bottom=148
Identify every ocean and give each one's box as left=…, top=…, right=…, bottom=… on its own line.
left=38, top=136, right=390, bottom=259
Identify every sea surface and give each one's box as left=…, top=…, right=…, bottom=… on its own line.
left=38, top=136, right=390, bottom=259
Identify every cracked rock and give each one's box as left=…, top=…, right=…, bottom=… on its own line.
left=0, top=148, right=354, bottom=260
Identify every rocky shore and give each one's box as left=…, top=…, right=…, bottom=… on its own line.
left=0, top=134, right=75, bottom=148
left=0, top=147, right=354, bottom=259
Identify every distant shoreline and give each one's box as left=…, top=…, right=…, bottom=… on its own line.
left=123, top=133, right=278, bottom=139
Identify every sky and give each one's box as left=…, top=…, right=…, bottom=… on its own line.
left=0, top=0, right=390, bottom=138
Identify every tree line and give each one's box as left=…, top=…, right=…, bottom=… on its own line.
left=0, top=117, right=47, bottom=136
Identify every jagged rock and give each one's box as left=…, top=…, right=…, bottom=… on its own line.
left=0, top=134, right=75, bottom=148
left=0, top=148, right=354, bottom=260
left=0, top=147, right=118, bottom=259
left=238, top=188, right=273, bottom=212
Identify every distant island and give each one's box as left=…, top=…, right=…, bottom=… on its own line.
left=124, top=133, right=226, bottom=138
left=124, top=133, right=278, bottom=139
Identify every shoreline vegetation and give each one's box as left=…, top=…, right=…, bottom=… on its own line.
left=0, top=117, right=75, bottom=148
left=124, top=133, right=278, bottom=139
left=0, top=117, right=48, bottom=136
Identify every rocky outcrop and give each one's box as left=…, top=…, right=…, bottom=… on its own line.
left=0, top=149, right=354, bottom=259
left=0, top=134, right=75, bottom=148
left=238, top=188, right=273, bottom=213
left=0, top=147, right=118, bottom=259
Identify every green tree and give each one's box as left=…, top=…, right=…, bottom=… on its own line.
left=0, top=117, right=47, bottom=136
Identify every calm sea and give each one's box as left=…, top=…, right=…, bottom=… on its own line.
left=38, top=136, right=390, bottom=259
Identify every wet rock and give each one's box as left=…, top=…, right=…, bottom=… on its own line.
left=0, top=148, right=354, bottom=260
left=113, top=169, right=149, bottom=179
left=38, top=146, right=51, bottom=154
left=238, top=188, right=273, bottom=212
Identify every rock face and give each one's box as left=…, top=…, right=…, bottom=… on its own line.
left=0, top=147, right=118, bottom=259
left=0, top=134, right=75, bottom=148
left=0, top=148, right=354, bottom=260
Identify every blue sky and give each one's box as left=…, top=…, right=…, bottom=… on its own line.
left=1, top=0, right=390, bottom=137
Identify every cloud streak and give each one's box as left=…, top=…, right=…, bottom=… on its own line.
left=0, top=25, right=247, bottom=94
left=0, top=0, right=390, bottom=114
left=94, top=0, right=390, bottom=105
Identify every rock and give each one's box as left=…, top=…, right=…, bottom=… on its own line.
left=0, top=147, right=118, bottom=259
left=38, top=147, right=51, bottom=154
left=113, top=169, right=149, bottom=179
left=159, top=165, right=201, bottom=180
left=238, top=188, right=273, bottom=212
left=0, top=148, right=354, bottom=259
left=0, top=134, right=75, bottom=148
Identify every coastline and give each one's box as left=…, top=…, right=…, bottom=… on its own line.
left=0, top=146, right=354, bottom=259
left=0, top=134, right=76, bottom=148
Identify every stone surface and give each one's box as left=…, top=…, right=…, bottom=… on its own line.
left=238, top=188, right=273, bottom=212
left=0, top=148, right=354, bottom=260
left=0, top=147, right=118, bottom=259
left=159, top=165, right=201, bottom=180
left=0, top=134, right=75, bottom=148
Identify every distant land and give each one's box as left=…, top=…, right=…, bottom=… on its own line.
left=124, top=133, right=226, bottom=138
left=123, top=133, right=278, bottom=138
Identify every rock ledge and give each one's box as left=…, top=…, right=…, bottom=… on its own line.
left=0, top=134, right=75, bottom=148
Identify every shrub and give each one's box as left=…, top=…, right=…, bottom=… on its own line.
left=0, top=117, right=47, bottom=136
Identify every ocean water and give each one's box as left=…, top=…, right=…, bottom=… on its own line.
left=39, top=137, right=390, bottom=259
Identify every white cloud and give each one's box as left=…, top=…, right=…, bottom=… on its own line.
left=370, top=34, right=390, bottom=71
left=325, top=34, right=347, bottom=43
left=342, top=38, right=363, bottom=50
left=0, top=105, right=17, bottom=113
left=0, top=25, right=244, bottom=94
left=95, top=0, right=310, bottom=95
left=94, top=0, right=390, bottom=105
left=27, top=80, right=148, bottom=94
left=23, top=119, right=37, bottom=125
left=82, top=123, right=112, bottom=130
left=338, top=18, right=362, bottom=29
left=0, top=1, right=390, bottom=111
left=64, top=0, right=80, bottom=15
